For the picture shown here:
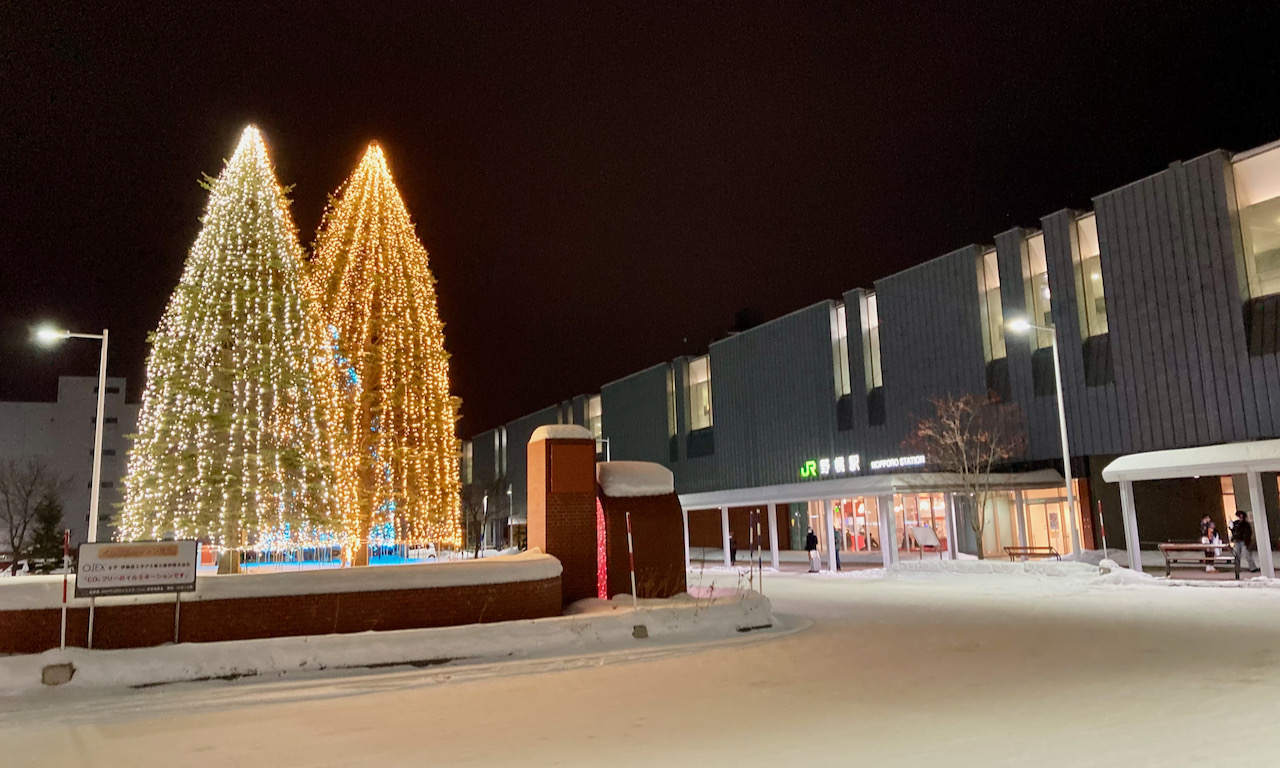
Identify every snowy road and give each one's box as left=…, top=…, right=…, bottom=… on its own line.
left=6, top=569, right=1280, bottom=767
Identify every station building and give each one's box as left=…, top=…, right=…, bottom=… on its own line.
left=465, top=138, right=1280, bottom=571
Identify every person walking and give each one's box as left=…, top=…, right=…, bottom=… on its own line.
left=1231, top=511, right=1260, bottom=573
left=805, top=527, right=820, bottom=573
left=728, top=532, right=737, bottom=566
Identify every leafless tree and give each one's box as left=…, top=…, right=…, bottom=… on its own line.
left=462, top=477, right=509, bottom=558
left=0, top=457, right=68, bottom=572
left=905, top=394, right=1026, bottom=559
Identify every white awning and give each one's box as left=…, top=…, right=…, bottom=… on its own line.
left=678, top=469, right=1066, bottom=510
left=1101, top=439, right=1280, bottom=483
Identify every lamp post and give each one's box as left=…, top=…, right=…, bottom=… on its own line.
left=36, top=326, right=110, bottom=544
left=1007, top=318, right=1082, bottom=555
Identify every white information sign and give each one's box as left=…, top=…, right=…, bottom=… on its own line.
left=908, top=526, right=940, bottom=548
left=75, top=541, right=199, bottom=598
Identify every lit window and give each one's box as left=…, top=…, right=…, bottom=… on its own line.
left=1022, top=233, right=1053, bottom=350
left=1234, top=145, right=1280, bottom=298
left=688, top=355, right=713, bottom=431
left=585, top=394, right=603, bottom=441
left=1073, top=214, right=1109, bottom=338
left=666, top=366, right=677, bottom=437
left=832, top=304, right=852, bottom=397
left=977, top=250, right=1006, bottom=361
left=861, top=293, right=883, bottom=389
left=461, top=441, right=473, bottom=484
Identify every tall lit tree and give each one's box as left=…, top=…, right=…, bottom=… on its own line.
left=120, top=127, right=354, bottom=568
left=309, top=144, right=462, bottom=563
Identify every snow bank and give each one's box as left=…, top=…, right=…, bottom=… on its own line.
left=596, top=461, right=675, bottom=498
left=0, top=551, right=561, bottom=611
left=890, top=557, right=1158, bottom=586
left=529, top=424, right=592, bottom=441
left=0, top=590, right=772, bottom=696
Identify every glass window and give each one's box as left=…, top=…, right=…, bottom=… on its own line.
left=461, top=441, right=473, bottom=484
left=832, top=304, right=852, bottom=397
left=585, top=394, right=602, bottom=441
left=861, top=292, right=883, bottom=389
left=666, top=366, right=678, bottom=437
left=1234, top=145, right=1280, bottom=298
left=1022, top=233, right=1054, bottom=350
left=1073, top=214, right=1109, bottom=338
left=688, top=355, right=713, bottom=431
left=976, top=250, right=1006, bottom=361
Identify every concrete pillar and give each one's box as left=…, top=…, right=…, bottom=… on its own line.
left=721, top=507, right=731, bottom=567
left=877, top=494, right=898, bottom=568
left=1246, top=472, right=1275, bottom=579
left=824, top=499, right=837, bottom=573
left=681, top=507, right=690, bottom=570
left=944, top=493, right=958, bottom=560
left=1014, top=489, right=1029, bottom=551
left=1120, top=480, right=1141, bottom=572
left=767, top=502, right=780, bottom=570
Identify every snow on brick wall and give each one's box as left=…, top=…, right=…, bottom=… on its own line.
left=530, top=424, right=593, bottom=441
left=596, top=461, right=674, bottom=498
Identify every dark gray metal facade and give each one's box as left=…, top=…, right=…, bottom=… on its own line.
left=464, top=143, right=1280, bottom=521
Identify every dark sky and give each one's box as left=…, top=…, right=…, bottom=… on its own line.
left=3, top=2, right=1279, bottom=438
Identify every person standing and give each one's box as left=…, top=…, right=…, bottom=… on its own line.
left=805, top=527, right=820, bottom=573
left=728, top=532, right=737, bottom=566
left=1202, top=521, right=1223, bottom=573
left=1231, top=511, right=1260, bottom=573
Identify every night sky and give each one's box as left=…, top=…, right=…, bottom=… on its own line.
left=4, top=2, right=1279, bottom=439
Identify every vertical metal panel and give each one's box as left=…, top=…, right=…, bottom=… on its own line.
left=702, top=302, right=837, bottom=491
left=503, top=406, right=561, bottom=523
left=600, top=363, right=670, bottom=465
left=874, top=246, right=987, bottom=459
left=470, top=428, right=497, bottom=487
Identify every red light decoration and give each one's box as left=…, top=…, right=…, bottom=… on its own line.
left=596, top=497, right=608, bottom=599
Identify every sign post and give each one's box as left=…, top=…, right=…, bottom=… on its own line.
left=76, top=541, right=199, bottom=648
left=60, top=530, right=70, bottom=651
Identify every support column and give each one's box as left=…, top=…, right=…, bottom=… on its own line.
left=1014, top=490, right=1028, bottom=550
left=1246, top=471, right=1275, bottom=579
left=682, top=507, right=690, bottom=570
left=877, top=494, right=898, bottom=569
left=767, top=502, right=780, bottom=570
left=944, top=493, right=958, bottom=560
left=824, top=499, right=837, bottom=573
left=721, top=507, right=731, bottom=567
left=1120, top=480, right=1142, bottom=572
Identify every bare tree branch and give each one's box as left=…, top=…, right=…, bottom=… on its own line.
left=0, top=457, right=69, bottom=572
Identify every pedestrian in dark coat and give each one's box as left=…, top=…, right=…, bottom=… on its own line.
left=805, top=528, right=819, bottom=572
left=1231, top=511, right=1260, bottom=573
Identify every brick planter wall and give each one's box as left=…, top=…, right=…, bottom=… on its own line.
left=599, top=491, right=687, bottom=599
left=0, top=576, right=562, bottom=655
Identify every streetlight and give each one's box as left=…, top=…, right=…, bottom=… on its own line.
left=35, top=325, right=110, bottom=544
left=1006, top=317, right=1082, bottom=555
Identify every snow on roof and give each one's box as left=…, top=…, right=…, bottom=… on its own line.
left=1102, top=439, right=1280, bottom=483
left=529, top=424, right=593, bottom=442
left=597, top=461, right=675, bottom=498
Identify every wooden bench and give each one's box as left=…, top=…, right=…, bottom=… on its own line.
left=1004, top=546, right=1061, bottom=561
left=1157, top=543, right=1240, bottom=579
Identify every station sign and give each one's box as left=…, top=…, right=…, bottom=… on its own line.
left=75, top=541, right=199, bottom=598
left=800, top=453, right=926, bottom=478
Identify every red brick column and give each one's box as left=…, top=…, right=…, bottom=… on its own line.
left=527, top=435, right=598, bottom=605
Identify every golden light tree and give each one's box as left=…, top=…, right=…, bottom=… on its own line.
left=308, top=144, right=462, bottom=563
left=120, top=126, right=355, bottom=567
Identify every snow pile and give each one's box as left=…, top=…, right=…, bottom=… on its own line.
left=0, top=551, right=561, bottom=610
left=596, top=461, right=675, bottom=497
left=529, top=424, right=593, bottom=441
left=890, top=557, right=1152, bottom=584
left=0, top=590, right=771, bottom=696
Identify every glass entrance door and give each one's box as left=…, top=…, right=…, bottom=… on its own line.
left=1025, top=497, right=1069, bottom=553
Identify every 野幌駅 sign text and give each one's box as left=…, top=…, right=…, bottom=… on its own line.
left=75, top=541, right=199, bottom=598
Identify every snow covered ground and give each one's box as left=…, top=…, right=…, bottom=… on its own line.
left=4, top=564, right=1280, bottom=766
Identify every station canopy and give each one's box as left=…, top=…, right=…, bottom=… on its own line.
left=678, top=469, right=1065, bottom=510
left=1102, top=439, right=1280, bottom=484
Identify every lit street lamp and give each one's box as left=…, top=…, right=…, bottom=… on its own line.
left=36, top=325, right=110, bottom=544
left=1006, top=317, right=1081, bottom=555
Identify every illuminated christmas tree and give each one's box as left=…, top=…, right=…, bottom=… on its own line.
left=309, top=144, right=462, bottom=562
left=120, top=127, right=353, bottom=565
